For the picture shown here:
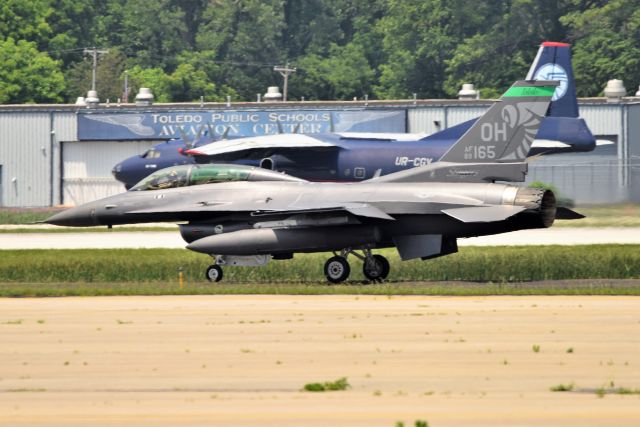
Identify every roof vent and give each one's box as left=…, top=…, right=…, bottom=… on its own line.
left=75, top=97, right=87, bottom=106
left=263, top=86, right=283, bottom=102
left=135, top=87, right=154, bottom=106
left=635, top=85, right=640, bottom=97
left=458, top=83, right=479, bottom=100
left=604, top=79, right=626, bottom=103
left=85, top=90, right=99, bottom=107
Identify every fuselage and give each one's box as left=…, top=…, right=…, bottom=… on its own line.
left=47, top=177, right=554, bottom=252
left=112, top=116, right=596, bottom=188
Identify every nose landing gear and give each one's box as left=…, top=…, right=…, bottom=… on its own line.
left=323, top=248, right=390, bottom=284
left=205, top=264, right=223, bottom=282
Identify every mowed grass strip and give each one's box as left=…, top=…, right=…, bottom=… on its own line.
left=2, top=280, right=640, bottom=297
left=0, top=246, right=638, bottom=296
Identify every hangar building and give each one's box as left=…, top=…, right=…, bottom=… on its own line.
left=0, top=98, right=638, bottom=207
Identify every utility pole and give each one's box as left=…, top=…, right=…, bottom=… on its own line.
left=274, top=63, right=296, bottom=102
left=83, top=47, right=109, bottom=91
left=123, top=71, right=129, bottom=103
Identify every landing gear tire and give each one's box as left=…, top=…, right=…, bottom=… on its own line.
left=205, top=264, right=223, bottom=282
left=324, top=256, right=350, bottom=284
left=363, top=254, right=390, bottom=282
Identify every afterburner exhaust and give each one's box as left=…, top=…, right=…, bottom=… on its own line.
left=514, top=187, right=556, bottom=228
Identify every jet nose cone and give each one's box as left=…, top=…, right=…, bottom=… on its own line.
left=45, top=206, right=96, bottom=227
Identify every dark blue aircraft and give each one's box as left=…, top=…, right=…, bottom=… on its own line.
left=113, top=42, right=596, bottom=187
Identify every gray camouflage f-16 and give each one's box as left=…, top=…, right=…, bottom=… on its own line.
left=47, top=80, right=582, bottom=283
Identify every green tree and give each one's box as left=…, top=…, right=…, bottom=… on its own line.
left=0, top=0, right=52, bottom=48
left=197, top=0, right=286, bottom=100
left=282, top=0, right=344, bottom=57
left=0, top=38, right=65, bottom=103
left=114, top=0, right=188, bottom=70
left=292, top=42, right=374, bottom=100
left=375, top=0, right=477, bottom=99
left=561, top=0, right=640, bottom=96
left=46, top=0, right=100, bottom=65
left=443, top=0, right=581, bottom=98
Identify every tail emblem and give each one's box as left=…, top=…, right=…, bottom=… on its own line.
left=534, top=63, right=568, bottom=101
left=499, top=104, right=543, bottom=161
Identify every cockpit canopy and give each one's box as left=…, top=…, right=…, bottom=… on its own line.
left=130, top=163, right=304, bottom=191
left=141, top=149, right=161, bottom=159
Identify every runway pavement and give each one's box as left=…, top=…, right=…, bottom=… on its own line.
left=1, top=295, right=639, bottom=427
left=1, top=227, right=640, bottom=249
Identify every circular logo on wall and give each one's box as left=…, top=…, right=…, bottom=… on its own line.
left=534, top=63, right=568, bottom=101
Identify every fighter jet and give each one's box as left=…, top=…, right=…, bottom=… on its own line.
left=111, top=42, right=596, bottom=188
left=47, top=80, right=582, bottom=283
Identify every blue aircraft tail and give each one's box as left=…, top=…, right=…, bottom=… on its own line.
left=525, top=41, right=578, bottom=118
left=420, top=42, right=596, bottom=153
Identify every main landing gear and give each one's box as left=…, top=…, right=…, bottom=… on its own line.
left=324, top=248, right=390, bottom=284
left=203, top=250, right=390, bottom=284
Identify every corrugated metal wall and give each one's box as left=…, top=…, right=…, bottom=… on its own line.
left=408, top=105, right=489, bottom=133
left=407, top=107, right=446, bottom=134
left=0, top=112, right=51, bottom=207
left=52, top=113, right=77, bottom=206
left=579, top=104, right=622, bottom=136
left=627, top=103, right=640, bottom=202
left=62, top=140, right=156, bottom=205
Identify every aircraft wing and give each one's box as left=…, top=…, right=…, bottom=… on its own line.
left=185, top=134, right=339, bottom=157
left=336, top=132, right=429, bottom=141
left=131, top=200, right=394, bottom=220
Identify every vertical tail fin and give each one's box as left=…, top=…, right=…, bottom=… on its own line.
left=526, top=42, right=578, bottom=118
left=440, top=80, right=558, bottom=164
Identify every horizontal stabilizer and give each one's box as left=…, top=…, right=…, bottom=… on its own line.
left=532, top=139, right=571, bottom=149
left=442, top=205, right=526, bottom=223
left=186, top=134, right=337, bottom=157
left=555, top=207, right=585, bottom=220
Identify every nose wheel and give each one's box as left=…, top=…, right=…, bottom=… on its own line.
left=205, top=264, right=223, bottom=282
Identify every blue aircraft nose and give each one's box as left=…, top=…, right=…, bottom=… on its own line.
left=45, top=205, right=98, bottom=227
left=112, top=157, right=146, bottom=190
left=112, top=162, right=124, bottom=183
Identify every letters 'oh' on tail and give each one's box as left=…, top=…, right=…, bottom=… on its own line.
left=526, top=41, right=578, bottom=118
left=439, top=80, right=558, bottom=164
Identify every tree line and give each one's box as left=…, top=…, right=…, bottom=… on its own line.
left=0, top=0, right=638, bottom=104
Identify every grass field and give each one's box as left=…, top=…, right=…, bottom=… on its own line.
left=2, top=280, right=639, bottom=297
left=1, top=245, right=639, bottom=296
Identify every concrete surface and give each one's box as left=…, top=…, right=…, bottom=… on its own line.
left=1, top=227, right=640, bottom=249
left=1, top=295, right=639, bottom=426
